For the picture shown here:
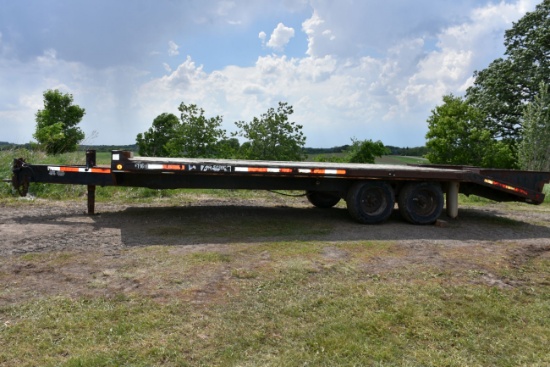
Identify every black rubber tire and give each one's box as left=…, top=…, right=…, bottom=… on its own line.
left=398, top=182, right=443, bottom=225
left=346, top=181, right=395, bottom=224
left=306, top=191, right=341, bottom=208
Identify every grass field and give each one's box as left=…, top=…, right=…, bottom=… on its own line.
left=1, top=201, right=549, bottom=366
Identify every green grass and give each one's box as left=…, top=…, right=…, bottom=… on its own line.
left=1, top=242, right=549, bottom=366
left=375, top=155, right=429, bottom=165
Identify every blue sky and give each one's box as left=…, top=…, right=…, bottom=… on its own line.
left=0, top=0, right=540, bottom=148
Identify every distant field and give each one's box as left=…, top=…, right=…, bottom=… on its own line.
left=306, top=153, right=428, bottom=165
left=375, top=155, right=429, bottom=165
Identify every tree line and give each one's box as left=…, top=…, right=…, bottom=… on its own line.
left=136, top=101, right=308, bottom=161
left=22, top=92, right=417, bottom=164
left=135, top=102, right=391, bottom=163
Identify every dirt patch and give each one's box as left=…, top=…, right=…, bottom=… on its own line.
left=1, top=197, right=550, bottom=305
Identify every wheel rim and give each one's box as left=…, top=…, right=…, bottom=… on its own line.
left=360, top=187, right=387, bottom=216
left=411, top=189, right=438, bottom=216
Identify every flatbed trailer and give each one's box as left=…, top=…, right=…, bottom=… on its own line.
left=10, top=150, right=550, bottom=225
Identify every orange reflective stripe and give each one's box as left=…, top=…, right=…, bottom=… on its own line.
left=484, top=179, right=528, bottom=196
left=90, top=167, right=111, bottom=173
left=248, top=167, right=268, bottom=173
left=162, top=164, right=185, bottom=170
left=48, top=166, right=111, bottom=174
left=60, top=167, right=80, bottom=172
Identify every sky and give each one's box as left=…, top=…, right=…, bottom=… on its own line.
left=0, top=0, right=540, bottom=148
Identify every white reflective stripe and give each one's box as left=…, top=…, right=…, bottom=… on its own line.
left=235, top=167, right=294, bottom=173
left=147, top=164, right=164, bottom=170
left=223, top=166, right=346, bottom=175
left=48, top=166, right=61, bottom=171
left=112, top=153, right=120, bottom=161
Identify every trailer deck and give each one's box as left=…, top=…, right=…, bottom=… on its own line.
left=11, top=150, right=550, bottom=225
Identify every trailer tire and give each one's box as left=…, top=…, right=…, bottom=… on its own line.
left=398, top=182, right=443, bottom=225
left=346, top=181, right=395, bottom=224
left=306, top=191, right=341, bottom=208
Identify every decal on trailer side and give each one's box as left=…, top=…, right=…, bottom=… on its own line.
left=200, top=165, right=231, bottom=172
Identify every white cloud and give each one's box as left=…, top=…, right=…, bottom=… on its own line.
left=393, top=0, right=537, bottom=117
left=302, top=11, right=331, bottom=57
left=216, top=0, right=236, bottom=16
left=266, top=23, right=295, bottom=52
left=258, top=31, right=267, bottom=46
left=168, top=41, right=179, bottom=56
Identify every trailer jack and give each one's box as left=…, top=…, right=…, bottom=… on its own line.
left=12, top=158, right=30, bottom=197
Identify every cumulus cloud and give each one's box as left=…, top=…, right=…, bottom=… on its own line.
left=259, top=31, right=267, bottom=45
left=168, top=41, right=179, bottom=56
left=302, top=11, right=333, bottom=57
left=266, top=23, right=295, bottom=52
left=393, top=0, right=537, bottom=117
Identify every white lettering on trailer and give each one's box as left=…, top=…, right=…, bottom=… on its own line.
left=200, top=165, right=231, bottom=172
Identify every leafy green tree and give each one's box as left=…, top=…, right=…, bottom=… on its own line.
left=136, top=113, right=179, bottom=156
left=234, top=102, right=306, bottom=161
left=346, top=138, right=389, bottom=164
left=425, top=95, right=515, bottom=168
left=33, top=89, right=85, bottom=155
left=166, top=103, right=227, bottom=158
left=466, top=0, right=550, bottom=147
left=216, top=138, right=240, bottom=159
left=518, top=83, right=550, bottom=171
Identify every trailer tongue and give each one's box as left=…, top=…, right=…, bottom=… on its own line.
left=10, top=150, right=550, bottom=225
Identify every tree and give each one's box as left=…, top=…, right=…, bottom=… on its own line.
left=234, top=102, right=306, bottom=161
left=518, top=83, right=550, bottom=171
left=33, top=89, right=85, bottom=155
left=347, top=138, right=389, bottom=163
left=136, top=113, right=179, bottom=156
left=216, top=138, right=240, bottom=159
left=466, top=0, right=550, bottom=148
left=165, top=102, right=227, bottom=158
left=425, top=95, right=515, bottom=168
